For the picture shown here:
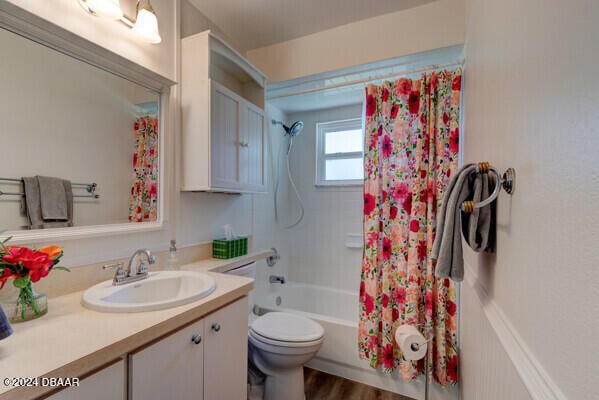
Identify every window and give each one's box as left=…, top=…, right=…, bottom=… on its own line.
left=315, top=118, right=363, bottom=186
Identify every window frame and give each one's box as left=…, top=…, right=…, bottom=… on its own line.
left=315, top=117, right=364, bottom=187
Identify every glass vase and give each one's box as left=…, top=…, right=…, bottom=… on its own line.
left=2, top=282, right=48, bottom=323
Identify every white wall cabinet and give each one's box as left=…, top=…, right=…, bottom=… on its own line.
left=46, top=360, right=126, bottom=400
left=182, top=31, right=267, bottom=193
left=129, top=297, right=248, bottom=400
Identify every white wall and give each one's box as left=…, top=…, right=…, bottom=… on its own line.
left=461, top=0, right=599, bottom=399
left=247, top=0, right=466, bottom=82
left=283, top=104, right=363, bottom=292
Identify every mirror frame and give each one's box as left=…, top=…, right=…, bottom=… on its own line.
left=0, top=2, right=176, bottom=244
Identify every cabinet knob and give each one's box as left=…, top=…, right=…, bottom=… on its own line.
left=191, top=334, right=202, bottom=344
left=239, top=140, right=249, bottom=147
left=211, top=323, right=221, bottom=332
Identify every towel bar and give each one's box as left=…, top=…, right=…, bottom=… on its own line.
left=461, top=162, right=515, bottom=213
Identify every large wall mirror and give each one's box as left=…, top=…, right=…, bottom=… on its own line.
left=0, top=4, right=174, bottom=243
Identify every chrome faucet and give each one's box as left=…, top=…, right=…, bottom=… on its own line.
left=103, top=249, right=156, bottom=286
left=269, top=275, right=286, bottom=284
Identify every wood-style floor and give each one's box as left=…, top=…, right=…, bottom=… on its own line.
left=304, top=368, right=415, bottom=400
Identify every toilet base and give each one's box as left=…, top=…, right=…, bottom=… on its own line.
left=263, top=366, right=305, bottom=400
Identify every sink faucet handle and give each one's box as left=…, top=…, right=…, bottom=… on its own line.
left=138, top=261, right=149, bottom=275
left=103, top=262, right=126, bottom=283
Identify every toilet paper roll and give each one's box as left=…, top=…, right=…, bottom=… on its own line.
left=395, top=325, right=427, bottom=361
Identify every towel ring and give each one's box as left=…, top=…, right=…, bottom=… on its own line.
left=461, top=162, right=515, bottom=213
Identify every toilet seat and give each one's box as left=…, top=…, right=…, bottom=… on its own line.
left=249, top=329, right=324, bottom=349
left=250, top=312, right=324, bottom=343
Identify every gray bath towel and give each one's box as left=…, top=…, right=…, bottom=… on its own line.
left=22, top=176, right=43, bottom=229
left=23, top=176, right=73, bottom=229
left=0, top=305, right=13, bottom=340
left=38, top=176, right=68, bottom=220
left=432, top=164, right=476, bottom=281
left=462, top=172, right=496, bottom=253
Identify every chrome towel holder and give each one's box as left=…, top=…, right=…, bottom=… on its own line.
left=461, top=162, right=515, bottom=213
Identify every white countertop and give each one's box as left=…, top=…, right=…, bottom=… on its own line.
left=0, top=251, right=271, bottom=399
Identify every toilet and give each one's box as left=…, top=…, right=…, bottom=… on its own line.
left=226, top=262, right=325, bottom=400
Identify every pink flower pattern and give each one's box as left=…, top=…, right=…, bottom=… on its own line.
left=129, top=116, right=159, bottom=222
left=358, top=70, right=461, bottom=387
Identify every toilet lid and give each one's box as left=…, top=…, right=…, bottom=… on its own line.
left=250, top=312, right=324, bottom=342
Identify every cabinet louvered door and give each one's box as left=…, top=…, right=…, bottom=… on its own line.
left=239, top=103, right=266, bottom=192
left=210, top=81, right=240, bottom=191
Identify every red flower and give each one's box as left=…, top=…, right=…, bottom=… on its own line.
left=382, top=135, right=392, bottom=158
left=403, top=195, right=412, bottom=214
left=395, top=78, right=411, bottom=97
left=390, top=104, right=399, bottom=119
left=382, top=343, right=395, bottom=370
left=364, top=294, right=374, bottom=314
left=452, top=75, right=461, bottom=91
left=392, top=183, right=409, bottom=201
left=446, top=354, right=458, bottom=383
left=446, top=300, right=457, bottom=316
left=443, top=112, right=450, bottom=125
left=3, top=247, right=52, bottom=272
left=0, top=269, right=13, bottom=289
left=381, top=293, right=389, bottom=308
left=393, top=287, right=406, bottom=305
left=390, top=206, right=398, bottom=220
left=365, top=94, right=376, bottom=117
left=392, top=307, right=399, bottom=321
left=364, top=193, right=376, bottom=215
left=410, top=219, right=420, bottom=233
left=408, top=91, right=420, bottom=114
left=449, top=128, right=459, bottom=154
left=134, top=122, right=139, bottom=131
left=417, top=240, right=428, bottom=261
left=382, top=87, right=390, bottom=103
left=382, top=237, right=392, bottom=260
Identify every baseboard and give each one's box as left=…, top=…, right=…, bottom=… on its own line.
left=463, top=264, right=567, bottom=400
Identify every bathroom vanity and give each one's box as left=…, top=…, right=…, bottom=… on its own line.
left=0, top=255, right=267, bottom=400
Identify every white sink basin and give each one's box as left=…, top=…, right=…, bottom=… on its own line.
left=82, top=271, right=216, bottom=313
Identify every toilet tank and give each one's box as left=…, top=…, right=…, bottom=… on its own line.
left=225, top=262, right=256, bottom=315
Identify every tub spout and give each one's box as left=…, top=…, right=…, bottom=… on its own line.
left=269, top=275, right=286, bottom=284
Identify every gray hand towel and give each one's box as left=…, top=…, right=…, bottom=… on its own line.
left=37, top=175, right=68, bottom=220
left=0, top=305, right=13, bottom=340
left=462, top=172, right=496, bottom=253
left=431, top=164, right=476, bottom=281
left=22, top=176, right=43, bottom=229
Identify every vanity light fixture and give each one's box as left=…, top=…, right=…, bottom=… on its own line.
left=79, top=0, right=124, bottom=20
left=131, top=0, right=162, bottom=44
left=79, top=0, right=162, bottom=44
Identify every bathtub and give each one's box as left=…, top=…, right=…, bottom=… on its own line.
left=254, top=282, right=458, bottom=400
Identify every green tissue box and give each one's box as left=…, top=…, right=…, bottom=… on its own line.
left=212, top=237, right=248, bottom=259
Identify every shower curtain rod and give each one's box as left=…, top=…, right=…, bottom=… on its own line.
left=268, top=60, right=464, bottom=100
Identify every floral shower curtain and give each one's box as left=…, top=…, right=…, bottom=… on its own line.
left=128, top=116, right=159, bottom=222
left=358, top=69, right=461, bottom=386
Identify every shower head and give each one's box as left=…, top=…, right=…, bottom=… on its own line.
left=272, top=120, right=304, bottom=137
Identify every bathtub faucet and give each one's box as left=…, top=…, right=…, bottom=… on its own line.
left=269, top=275, right=286, bottom=284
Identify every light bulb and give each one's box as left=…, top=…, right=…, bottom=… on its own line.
left=85, top=0, right=123, bottom=20
left=132, top=7, right=162, bottom=44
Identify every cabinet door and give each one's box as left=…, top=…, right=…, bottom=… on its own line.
left=239, top=103, right=266, bottom=192
left=130, top=319, right=205, bottom=400
left=204, top=297, right=248, bottom=400
left=210, top=82, right=240, bottom=190
left=46, top=360, right=125, bottom=400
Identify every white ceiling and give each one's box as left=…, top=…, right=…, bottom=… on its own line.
left=187, top=0, right=436, bottom=51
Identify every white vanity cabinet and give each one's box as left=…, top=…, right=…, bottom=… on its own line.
left=129, top=297, right=248, bottom=400
left=46, top=360, right=126, bottom=400
left=182, top=30, right=267, bottom=193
